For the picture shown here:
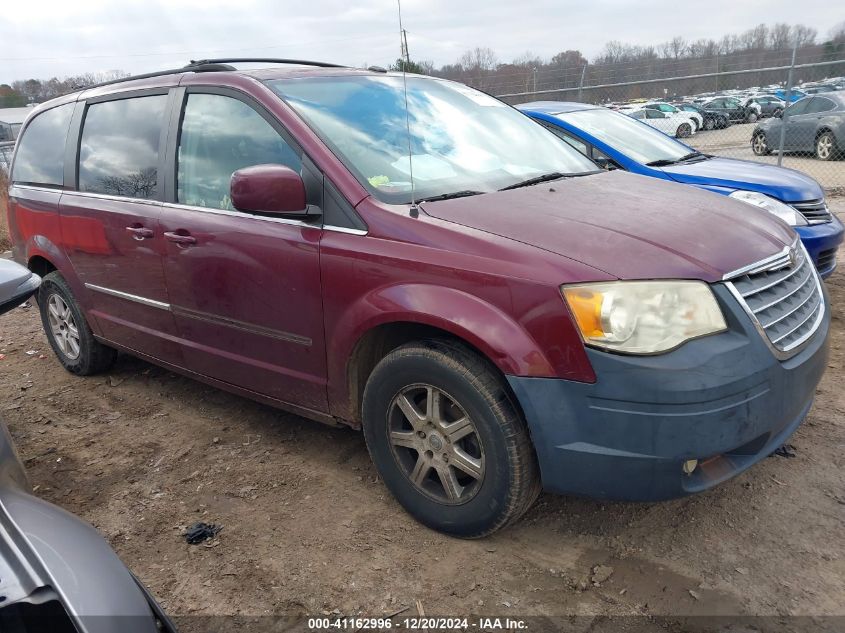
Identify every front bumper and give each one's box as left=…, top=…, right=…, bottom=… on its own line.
left=507, top=284, right=830, bottom=501
left=796, top=216, right=843, bottom=278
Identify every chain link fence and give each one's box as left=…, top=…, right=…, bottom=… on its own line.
left=494, top=55, right=845, bottom=191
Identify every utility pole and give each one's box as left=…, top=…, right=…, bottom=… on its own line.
left=578, top=63, right=588, bottom=102
left=532, top=67, right=537, bottom=93
left=400, top=29, right=410, bottom=67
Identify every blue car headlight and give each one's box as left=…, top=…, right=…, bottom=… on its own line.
left=729, top=191, right=808, bottom=227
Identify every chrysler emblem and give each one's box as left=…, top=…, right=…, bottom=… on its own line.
left=788, top=247, right=798, bottom=268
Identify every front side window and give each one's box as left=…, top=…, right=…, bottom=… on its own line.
left=177, top=93, right=301, bottom=210
left=78, top=95, right=167, bottom=199
left=11, top=103, right=74, bottom=186
left=269, top=76, right=597, bottom=204
left=784, top=98, right=809, bottom=117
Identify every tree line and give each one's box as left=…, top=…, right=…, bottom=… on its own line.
left=2, top=22, right=844, bottom=109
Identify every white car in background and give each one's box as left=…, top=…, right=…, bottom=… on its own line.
left=621, top=107, right=696, bottom=138
left=643, top=102, right=703, bottom=131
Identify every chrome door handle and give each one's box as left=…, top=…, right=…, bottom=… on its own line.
left=126, top=226, right=154, bottom=240
left=163, top=231, right=197, bottom=246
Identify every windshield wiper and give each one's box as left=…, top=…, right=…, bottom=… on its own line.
left=416, top=190, right=484, bottom=203
left=499, top=172, right=567, bottom=191
left=646, top=151, right=707, bottom=167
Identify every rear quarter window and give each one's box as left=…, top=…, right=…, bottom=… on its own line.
left=11, top=103, right=74, bottom=186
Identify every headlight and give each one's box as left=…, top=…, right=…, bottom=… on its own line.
left=562, top=281, right=727, bottom=354
left=729, top=191, right=807, bottom=226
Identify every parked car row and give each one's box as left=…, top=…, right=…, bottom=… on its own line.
left=0, top=61, right=837, bottom=626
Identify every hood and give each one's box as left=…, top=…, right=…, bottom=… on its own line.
left=421, top=170, right=794, bottom=282
left=661, top=156, right=823, bottom=202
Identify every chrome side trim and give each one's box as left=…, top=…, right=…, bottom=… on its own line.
left=62, top=190, right=162, bottom=206
left=84, top=283, right=311, bottom=346
left=161, top=202, right=316, bottom=228
left=721, top=239, right=797, bottom=281
left=84, top=283, right=170, bottom=310
left=322, top=225, right=368, bottom=236
left=9, top=184, right=64, bottom=195
left=172, top=306, right=312, bottom=347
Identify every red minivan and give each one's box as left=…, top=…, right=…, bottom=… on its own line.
left=6, top=60, right=830, bottom=537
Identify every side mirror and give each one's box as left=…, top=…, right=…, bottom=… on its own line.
left=230, top=164, right=314, bottom=217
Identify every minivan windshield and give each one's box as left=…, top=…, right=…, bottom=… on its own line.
left=269, top=75, right=598, bottom=204
left=557, top=107, right=696, bottom=165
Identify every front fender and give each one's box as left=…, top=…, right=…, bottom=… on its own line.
left=327, top=283, right=595, bottom=421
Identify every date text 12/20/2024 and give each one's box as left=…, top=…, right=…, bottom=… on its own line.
left=308, top=617, right=529, bottom=630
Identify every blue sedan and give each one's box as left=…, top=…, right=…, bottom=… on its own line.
left=519, top=101, right=843, bottom=277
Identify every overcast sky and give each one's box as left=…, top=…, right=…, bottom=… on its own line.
left=1, top=0, right=841, bottom=84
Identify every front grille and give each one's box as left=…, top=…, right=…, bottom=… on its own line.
left=790, top=199, right=832, bottom=224
left=726, top=243, right=824, bottom=357
left=816, top=248, right=837, bottom=272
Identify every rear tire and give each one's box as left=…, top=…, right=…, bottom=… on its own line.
left=38, top=272, right=116, bottom=375
left=752, top=132, right=771, bottom=156
left=676, top=123, right=692, bottom=138
left=362, top=339, right=540, bottom=538
left=815, top=131, right=839, bottom=161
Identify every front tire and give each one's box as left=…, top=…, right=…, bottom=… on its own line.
left=815, top=131, right=838, bottom=161
left=38, top=272, right=116, bottom=375
left=676, top=123, right=692, bottom=138
left=746, top=111, right=759, bottom=123
left=752, top=132, right=771, bottom=156
left=362, top=340, right=540, bottom=538
left=703, top=117, right=715, bottom=131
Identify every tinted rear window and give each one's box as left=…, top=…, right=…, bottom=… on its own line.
left=78, top=95, right=167, bottom=199
left=11, top=103, right=74, bottom=186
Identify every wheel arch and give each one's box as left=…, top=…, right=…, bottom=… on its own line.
left=327, top=283, right=592, bottom=426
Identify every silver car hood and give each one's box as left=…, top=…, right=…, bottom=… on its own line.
left=0, top=420, right=163, bottom=633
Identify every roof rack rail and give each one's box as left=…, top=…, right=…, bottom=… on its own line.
left=77, top=58, right=345, bottom=92
left=188, top=58, right=347, bottom=69
left=77, top=62, right=236, bottom=91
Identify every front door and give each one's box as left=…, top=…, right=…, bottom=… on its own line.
left=60, top=92, right=183, bottom=366
left=160, top=90, right=328, bottom=412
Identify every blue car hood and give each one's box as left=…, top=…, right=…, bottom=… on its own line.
left=660, top=157, right=822, bottom=202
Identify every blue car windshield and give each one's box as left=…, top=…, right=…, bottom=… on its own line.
left=268, top=75, right=598, bottom=204
left=557, top=108, right=692, bottom=165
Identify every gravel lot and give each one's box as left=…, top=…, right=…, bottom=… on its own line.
left=0, top=201, right=843, bottom=630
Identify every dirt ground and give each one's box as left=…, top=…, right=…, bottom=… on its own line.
left=0, top=202, right=843, bottom=630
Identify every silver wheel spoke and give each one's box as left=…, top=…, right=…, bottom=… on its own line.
left=46, top=294, right=81, bottom=360
left=396, top=394, right=426, bottom=429
left=441, top=416, right=473, bottom=442
left=390, top=430, right=419, bottom=450
left=409, top=455, right=431, bottom=485
left=436, top=465, right=463, bottom=501
left=425, top=386, right=442, bottom=424
left=450, top=447, right=483, bottom=480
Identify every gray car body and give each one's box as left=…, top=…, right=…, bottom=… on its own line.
left=0, top=259, right=167, bottom=633
left=753, top=92, right=845, bottom=153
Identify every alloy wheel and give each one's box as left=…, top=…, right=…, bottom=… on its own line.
left=47, top=294, right=81, bottom=360
left=816, top=134, right=833, bottom=160
left=388, top=384, right=485, bottom=505
left=752, top=133, right=768, bottom=155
